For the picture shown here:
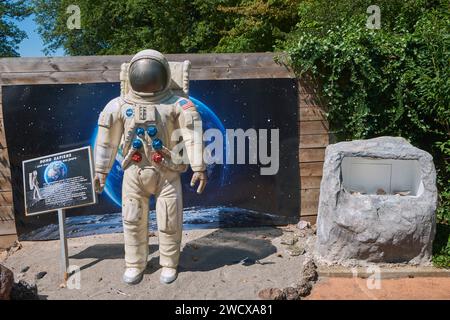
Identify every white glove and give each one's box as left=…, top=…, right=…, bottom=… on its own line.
left=190, top=171, right=207, bottom=194
left=93, top=172, right=108, bottom=193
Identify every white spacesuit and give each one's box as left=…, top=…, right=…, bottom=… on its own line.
left=29, top=170, right=42, bottom=200
left=93, top=50, right=207, bottom=285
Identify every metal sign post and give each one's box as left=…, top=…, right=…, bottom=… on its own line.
left=58, top=209, right=69, bottom=283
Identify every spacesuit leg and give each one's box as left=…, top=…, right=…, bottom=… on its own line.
left=122, top=166, right=150, bottom=271
left=155, top=170, right=183, bottom=268
left=35, top=185, right=42, bottom=199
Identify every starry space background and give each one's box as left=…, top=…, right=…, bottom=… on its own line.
left=2, top=79, right=299, bottom=237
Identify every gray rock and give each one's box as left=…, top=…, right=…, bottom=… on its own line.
left=297, top=220, right=311, bottom=230
left=10, top=280, right=39, bottom=300
left=296, top=279, right=313, bottom=297
left=280, top=233, right=298, bottom=245
left=0, top=264, right=14, bottom=300
left=20, top=266, right=30, bottom=273
left=300, top=258, right=318, bottom=282
left=316, top=137, right=437, bottom=265
left=286, top=244, right=305, bottom=256
left=35, top=271, right=47, bottom=280
left=283, top=287, right=300, bottom=300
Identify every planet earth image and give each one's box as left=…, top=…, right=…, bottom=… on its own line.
left=91, top=96, right=229, bottom=207
left=44, top=160, right=68, bottom=183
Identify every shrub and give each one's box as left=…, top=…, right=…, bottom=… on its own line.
left=283, top=0, right=449, bottom=267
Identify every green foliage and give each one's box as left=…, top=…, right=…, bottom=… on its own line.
left=433, top=223, right=450, bottom=268
left=283, top=0, right=449, bottom=267
left=33, top=0, right=301, bottom=55
left=0, top=0, right=31, bottom=57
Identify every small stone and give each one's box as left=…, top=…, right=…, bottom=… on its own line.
left=280, top=233, right=298, bottom=245
left=276, top=253, right=283, bottom=258
left=286, top=245, right=305, bottom=257
left=297, top=220, right=311, bottom=230
left=35, top=271, right=47, bottom=280
left=258, top=288, right=285, bottom=300
left=0, top=264, right=14, bottom=300
left=301, top=259, right=318, bottom=282
left=376, top=188, right=386, bottom=195
left=20, top=266, right=30, bottom=273
left=98, top=277, right=103, bottom=282
left=296, top=279, right=313, bottom=297
left=283, top=287, right=300, bottom=300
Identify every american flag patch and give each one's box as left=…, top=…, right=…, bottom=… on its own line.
left=179, top=99, right=194, bottom=110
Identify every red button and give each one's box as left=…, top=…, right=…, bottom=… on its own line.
left=152, top=152, right=163, bottom=164
left=131, top=152, right=142, bottom=162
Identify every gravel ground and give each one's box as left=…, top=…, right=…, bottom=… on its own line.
left=4, top=225, right=446, bottom=300
left=1, top=227, right=308, bottom=300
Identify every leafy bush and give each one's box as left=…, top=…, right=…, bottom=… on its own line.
left=433, top=223, right=450, bottom=267
left=283, top=0, right=449, bottom=267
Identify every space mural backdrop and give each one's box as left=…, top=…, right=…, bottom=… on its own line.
left=2, top=79, right=299, bottom=240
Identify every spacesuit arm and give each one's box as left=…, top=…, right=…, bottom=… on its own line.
left=94, top=99, right=124, bottom=176
left=177, top=99, right=206, bottom=172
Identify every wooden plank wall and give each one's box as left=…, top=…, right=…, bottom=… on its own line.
left=0, top=53, right=328, bottom=248
left=298, top=75, right=329, bottom=223
left=0, top=84, right=18, bottom=249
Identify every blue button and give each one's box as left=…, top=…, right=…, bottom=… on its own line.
left=132, top=139, right=143, bottom=149
left=152, top=138, right=163, bottom=150
left=147, top=126, right=158, bottom=137
left=135, top=127, right=145, bottom=136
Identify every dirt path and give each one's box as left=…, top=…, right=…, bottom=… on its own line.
left=1, top=227, right=306, bottom=300
left=307, top=277, right=450, bottom=300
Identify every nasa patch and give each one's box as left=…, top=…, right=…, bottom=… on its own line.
left=125, top=108, right=134, bottom=118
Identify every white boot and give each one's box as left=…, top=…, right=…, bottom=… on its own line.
left=123, top=267, right=144, bottom=285
left=160, top=267, right=178, bottom=284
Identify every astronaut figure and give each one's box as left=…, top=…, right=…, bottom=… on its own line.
left=29, top=170, right=42, bottom=200
left=93, top=49, right=207, bottom=285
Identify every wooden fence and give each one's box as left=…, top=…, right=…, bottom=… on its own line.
left=0, top=52, right=329, bottom=249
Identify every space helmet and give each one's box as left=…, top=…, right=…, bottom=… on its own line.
left=128, top=49, right=171, bottom=96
